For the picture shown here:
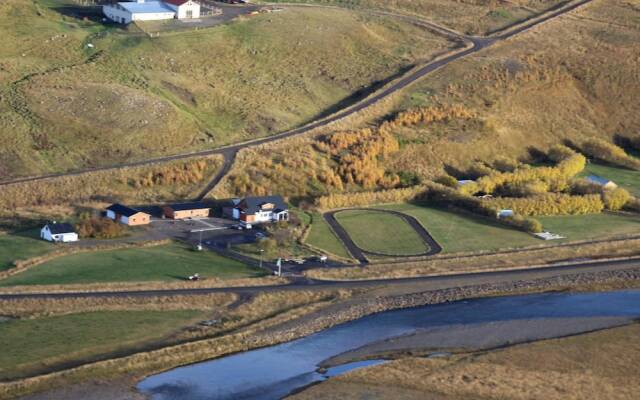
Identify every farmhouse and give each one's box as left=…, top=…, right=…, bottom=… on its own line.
left=586, top=175, right=618, bottom=190
left=106, top=203, right=151, bottom=226
left=40, top=223, right=79, bottom=243
left=226, top=196, right=289, bottom=225
left=163, top=202, right=210, bottom=219
left=103, top=0, right=200, bottom=24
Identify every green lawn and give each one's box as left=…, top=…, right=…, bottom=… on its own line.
left=377, top=204, right=539, bottom=253
left=334, top=210, right=429, bottom=255
left=305, top=213, right=352, bottom=259
left=377, top=204, right=640, bottom=253
left=581, top=163, right=640, bottom=196
left=538, top=213, right=640, bottom=241
left=0, top=242, right=264, bottom=286
left=0, top=229, right=53, bottom=271
left=0, top=310, right=205, bottom=380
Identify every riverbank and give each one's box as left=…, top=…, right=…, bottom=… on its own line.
left=289, top=323, right=640, bottom=400
left=13, top=267, right=640, bottom=400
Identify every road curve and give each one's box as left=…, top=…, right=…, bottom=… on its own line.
left=324, top=208, right=442, bottom=262
left=1, top=256, right=638, bottom=301
left=0, top=0, right=593, bottom=192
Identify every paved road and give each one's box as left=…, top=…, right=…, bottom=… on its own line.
left=324, top=208, right=443, bottom=262
left=1, top=256, right=638, bottom=301
left=0, top=0, right=593, bottom=198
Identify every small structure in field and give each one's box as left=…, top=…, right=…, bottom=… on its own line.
left=585, top=175, right=618, bottom=190
left=106, top=203, right=151, bottom=226
left=457, top=179, right=475, bottom=186
left=496, top=209, right=515, bottom=219
left=224, top=195, right=289, bottom=225
left=103, top=0, right=201, bottom=24
left=163, top=202, right=210, bottom=219
left=40, top=222, right=78, bottom=243
left=534, top=231, right=565, bottom=241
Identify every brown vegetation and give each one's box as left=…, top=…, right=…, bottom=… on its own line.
left=75, top=216, right=126, bottom=239
left=0, top=156, right=222, bottom=209
left=305, top=237, right=640, bottom=280
left=291, top=324, right=640, bottom=400
left=578, top=138, right=640, bottom=171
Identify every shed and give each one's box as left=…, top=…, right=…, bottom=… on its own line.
left=163, top=202, right=210, bottom=219
left=106, top=203, right=151, bottom=226
left=41, top=222, right=78, bottom=243
left=585, top=175, right=618, bottom=190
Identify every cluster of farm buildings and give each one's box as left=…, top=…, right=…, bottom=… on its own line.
left=40, top=195, right=289, bottom=243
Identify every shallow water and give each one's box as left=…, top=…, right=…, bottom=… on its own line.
left=138, top=290, right=640, bottom=400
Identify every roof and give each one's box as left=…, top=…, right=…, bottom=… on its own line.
left=107, top=203, right=146, bottom=217
left=45, top=223, right=76, bottom=235
left=586, top=175, right=613, bottom=185
left=165, top=202, right=210, bottom=211
left=119, top=1, right=174, bottom=14
left=238, top=196, right=288, bottom=214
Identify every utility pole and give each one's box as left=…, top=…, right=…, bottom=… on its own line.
left=276, top=257, right=282, bottom=277
left=259, top=249, right=264, bottom=269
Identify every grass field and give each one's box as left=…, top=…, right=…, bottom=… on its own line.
left=538, top=213, right=640, bottom=241
left=0, top=242, right=264, bottom=286
left=0, top=229, right=53, bottom=271
left=377, top=204, right=640, bottom=253
left=581, top=163, right=640, bottom=196
left=377, top=204, right=539, bottom=252
left=0, top=310, right=205, bottom=380
left=335, top=210, right=428, bottom=255
left=266, top=0, right=566, bottom=35
left=305, top=213, right=352, bottom=259
left=0, top=0, right=454, bottom=178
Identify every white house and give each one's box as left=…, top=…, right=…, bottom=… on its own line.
left=225, top=196, right=289, bottom=226
left=165, top=0, right=201, bottom=19
left=103, top=0, right=200, bottom=24
left=40, top=223, right=79, bottom=243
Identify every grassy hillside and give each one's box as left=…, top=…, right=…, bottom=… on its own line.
left=217, top=1, right=640, bottom=201
left=0, top=0, right=454, bottom=178
left=264, top=0, right=568, bottom=35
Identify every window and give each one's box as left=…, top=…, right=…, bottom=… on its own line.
left=186, top=10, right=193, bottom=18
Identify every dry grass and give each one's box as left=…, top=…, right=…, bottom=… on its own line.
left=0, top=155, right=223, bottom=209
left=290, top=323, right=640, bottom=400
left=305, top=237, right=640, bottom=280
left=0, top=293, right=236, bottom=318
left=1, top=1, right=454, bottom=179
left=0, top=275, right=288, bottom=294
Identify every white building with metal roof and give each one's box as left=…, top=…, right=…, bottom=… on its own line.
left=103, top=0, right=200, bottom=24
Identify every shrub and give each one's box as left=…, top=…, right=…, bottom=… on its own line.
left=624, top=197, right=640, bottom=213
left=434, top=175, right=458, bottom=188
left=579, top=138, right=640, bottom=170
left=76, top=217, right=125, bottom=239
left=315, top=186, right=428, bottom=210
left=484, top=193, right=604, bottom=216
left=602, top=188, right=631, bottom=211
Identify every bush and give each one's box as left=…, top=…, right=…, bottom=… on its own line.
left=315, top=186, right=428, bottom=210
left=624, top=196, right=640, bottom=213
left=484, top=193, right=604, bottom=216
left=602, top=188, right=631, bottom=211
left=76, top=217, right=126, bottom=239
left=434, top=175, right=458, bottom=188
left=579, top=138, right=640, bottom=170
left=503, top=215, right=543, bottom=233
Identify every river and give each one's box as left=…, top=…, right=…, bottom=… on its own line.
left=138, top=290, right=640, bottom=400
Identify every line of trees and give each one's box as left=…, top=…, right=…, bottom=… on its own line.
left=484, top=193, right=604, bottom=216
left=459, top=145, right=586, bottom=196
left=315, top=186, right=428, bottom=210
left=578, top=137, right=640, bottom=171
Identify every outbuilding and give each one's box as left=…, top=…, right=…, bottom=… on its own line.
left=586, top=175, right=618, bottom=190
left=162, top=202, right=210, bottom=219
left=40, top=223, right=78, bottom=243
left=103, top=0, right=200, bottom=24
left=106, top=203, right=151, bottom=226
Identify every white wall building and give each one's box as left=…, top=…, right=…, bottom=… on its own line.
left=40, top=223, right=79, bottom=243
left=103, top=0, right=200, bottom=24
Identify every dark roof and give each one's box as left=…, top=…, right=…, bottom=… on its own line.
left=46, top=223, right=75, bottom=234
left=106, top=203, right=145, bottom=217
left=238, top=196, right=288, bottom=214
left=165, top=202, right=210, bottom=211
